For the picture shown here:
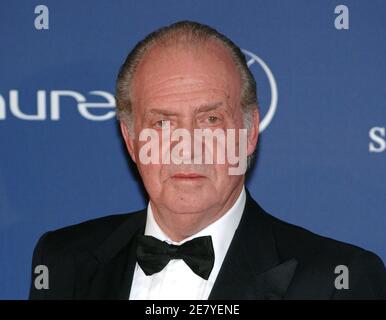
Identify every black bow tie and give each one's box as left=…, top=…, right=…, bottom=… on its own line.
left=136, top=235, right=215, bottom=280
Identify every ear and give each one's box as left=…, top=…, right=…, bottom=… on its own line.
left=247, top=109, right=259, bottom=156
left=119, top=121, right=137, bottom=163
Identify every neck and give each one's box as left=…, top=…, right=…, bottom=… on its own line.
left=149, top=183, right=244, bottom=242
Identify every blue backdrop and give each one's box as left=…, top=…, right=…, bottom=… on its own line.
left=0, top=0, right=385, bottom=299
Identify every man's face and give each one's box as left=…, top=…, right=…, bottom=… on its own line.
left=121, top=41, right=258, bottom=228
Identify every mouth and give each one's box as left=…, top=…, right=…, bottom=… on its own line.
left=171, top=173, right=206, bottom=180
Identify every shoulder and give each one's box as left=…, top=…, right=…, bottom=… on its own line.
left=248, top=201, right=385, bottom=297
left=266, top=211, right=384, bottom=268
left=33, top=210, right=145, bottom=257
left=261, top=209, right=386, bottom=297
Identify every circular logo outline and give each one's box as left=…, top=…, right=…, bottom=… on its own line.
left=242, top=49, right=278, bottom=133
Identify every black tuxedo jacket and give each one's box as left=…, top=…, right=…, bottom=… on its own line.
left=29, top=190, right=386, bottom=299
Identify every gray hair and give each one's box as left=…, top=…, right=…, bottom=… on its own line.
left=115, top=20, right=259, bottom=168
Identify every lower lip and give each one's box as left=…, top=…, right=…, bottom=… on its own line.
left=171, top=175, right=206, bottom=180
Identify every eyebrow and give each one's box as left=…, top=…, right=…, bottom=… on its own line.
left=196, top=101, right=224, bottom=113
left=148, top=108, right=178, bottom=116
left=147, top=101, right=225, bottom=116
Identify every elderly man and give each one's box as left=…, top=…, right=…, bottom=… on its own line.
left=30, top=21, right=385, bottom=300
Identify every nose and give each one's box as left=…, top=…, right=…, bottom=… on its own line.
left=168, top=118, right=200, bottom=164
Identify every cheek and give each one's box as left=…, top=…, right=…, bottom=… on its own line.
left=137, top=165, right=166, bottom=201
left=214, top=164, right=230, bottom=179
left=212, top=161, right=243, bottom=186
left=138, top=164, right=162, bottom=183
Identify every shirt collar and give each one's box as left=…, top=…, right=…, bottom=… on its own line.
left=144, top=186, right=246, bottom=281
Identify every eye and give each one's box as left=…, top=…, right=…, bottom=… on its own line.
left=207, top=115, right=221, bottom=124
left=154, top=119, right=170, bottom=129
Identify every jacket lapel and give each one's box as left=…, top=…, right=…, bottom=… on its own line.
left=81, top=211, right=146, bottom=299
left=209, top=190, right=298, bottom=299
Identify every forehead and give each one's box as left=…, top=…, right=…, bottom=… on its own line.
left=131, top=40, right=242, bottom=109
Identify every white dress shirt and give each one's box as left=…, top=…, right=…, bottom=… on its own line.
left=129, top=186, right=246, bottom=300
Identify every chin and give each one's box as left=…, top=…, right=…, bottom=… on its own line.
left=165, top=195, right=216, bottom=215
